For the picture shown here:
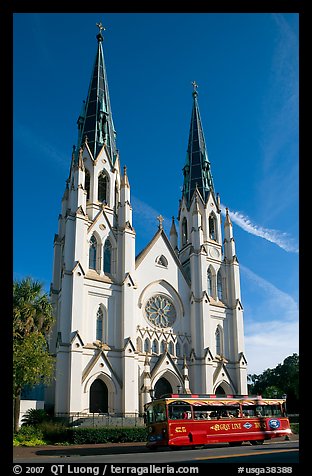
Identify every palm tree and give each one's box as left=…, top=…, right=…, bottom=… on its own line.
left=13, top=277, right=55, bottom=432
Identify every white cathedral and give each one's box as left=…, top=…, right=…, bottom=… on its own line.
left=47, top=25, right=248, bottom=417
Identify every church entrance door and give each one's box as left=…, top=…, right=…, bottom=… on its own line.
left=89, top=379, right=108, bottom=413
left=154, top=377, right=172, bottom=399
left=215, top=385, right=226, bottom=396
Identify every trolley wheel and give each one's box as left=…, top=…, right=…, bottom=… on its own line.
left=229, top=441, right=243, bottom=447
left=250, top=440, right=264, bottom=445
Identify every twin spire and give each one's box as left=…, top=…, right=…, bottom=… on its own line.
left=77, top=22, right=117, bottom=163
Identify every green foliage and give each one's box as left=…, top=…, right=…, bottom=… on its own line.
left=38, top=421, right=70, bottom=444
left=13, top=277, right=56, bottom=432
left=13, top=277, right=54, bottom=339
left=290, top=423, right=299, bottom=434
left=262, top=385, right=284, bottom=398
left=70, top=427, right=148, bottom=445
left=14, top=420, right=71, bottom=446
left=248, top=353, right=299, bottom=413
left=22, top=408, right=50, bottom=426
left=13, top=425, right=46, bottom=446
left=13, top=332, right=55, bottom=396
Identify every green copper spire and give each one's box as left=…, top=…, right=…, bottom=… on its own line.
left=182, top=82, right=214, bottom=207
left=77, top=22, right=117, bottom=162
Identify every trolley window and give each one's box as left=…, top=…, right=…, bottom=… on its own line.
left=241, top=404, right=283, bottom=418
left=146, top=402, right=166, bottom=423
left=168, top=401, right=192, bottom=420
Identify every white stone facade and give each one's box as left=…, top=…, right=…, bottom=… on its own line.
left=46, top=36, right=248, bottom=417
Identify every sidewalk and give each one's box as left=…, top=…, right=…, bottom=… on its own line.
left=13, top=434, right=299, bottom=460
left=13, top=441, right=148, bottom=459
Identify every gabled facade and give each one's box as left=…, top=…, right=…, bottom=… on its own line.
left=47, top=27, right=247, bottom=417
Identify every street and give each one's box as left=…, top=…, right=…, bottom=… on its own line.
left=14, top=438, right=299, bottom=464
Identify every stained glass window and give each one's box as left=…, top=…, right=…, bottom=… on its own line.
left=145, top=295, right=176, bottom=328
left=103, top=239, right=112, bottom=274
left=89, top=235, right=97, bottom=270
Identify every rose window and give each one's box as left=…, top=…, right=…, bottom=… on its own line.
left=145, top=295, right=176, bottom=328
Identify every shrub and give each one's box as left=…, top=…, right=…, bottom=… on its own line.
left=14, top=425, right=46, bottom=446
left=290, top=423, right=299, bottom=434
left=21, top=408, right=50, bottom=426
left=70, top=427, right=148, bottom=445
left=38, top=421, right=70, bottom=444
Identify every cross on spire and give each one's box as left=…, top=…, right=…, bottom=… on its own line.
left=192, top=80, right=198, bottom=91
left=96, top=22, right=106, bottom=33
left=157, top=215, right=164, bottom=229
left=191, top=80, right=199, bottom=98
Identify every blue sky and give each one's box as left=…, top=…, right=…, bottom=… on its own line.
left=13, top=13, right=299, bottom=375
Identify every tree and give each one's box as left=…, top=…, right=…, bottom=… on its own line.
left=13, top=277, right=55, bottom=433
left=248, top=353, right=299, bottom=413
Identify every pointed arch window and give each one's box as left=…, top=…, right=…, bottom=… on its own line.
left=96, top=307, right=104, bottom=341
left=209, top=214, right=216, bottom=241
left=217, top=270, right=223, bottom=301
left=85, top=169, right=90, bottom=200
left=182, top=218, right=188, bottom=246
left=103, top=239, right=112, bottom=274
left=152, top=339, right=158, bottom=354
left=215, top=327, right=222, bottom=356
left=136, top=337, right=142, bottom=353
left=144, top=338, right=150, bottom=353
left=168, top=342, right=174, bottom=355
left=114, top=182, right=119, bottom=213
left=207, top=268, right=213, bottom=296
left=176, top=342, right=181, bottom=357
left=155, top=255, right=168, bottom=267
left=160, top=340, right=166, bottom=354
left=98, top=171, right=108, bottom=203
left=89, top=235, right=97, bottom=270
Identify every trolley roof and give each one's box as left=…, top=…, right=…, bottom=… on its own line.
left=145, top=394, right=286, bottom=407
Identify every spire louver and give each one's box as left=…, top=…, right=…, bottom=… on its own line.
left=182, top=83, right=214, bottom=207
left=77, top=26, right=117, bottom=163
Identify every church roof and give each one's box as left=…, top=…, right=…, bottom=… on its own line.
left=182, top=82, right=215, bottom=207
left=76, top=23, right=117, bottom=163
left=135, top=226, right=190, bottom=285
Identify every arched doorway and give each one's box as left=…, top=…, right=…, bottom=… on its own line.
left=154, top=377, right=172, bottom=399
left=215, top=385, right=226, bottom=396
left=89, top=379, right=108, bottom=413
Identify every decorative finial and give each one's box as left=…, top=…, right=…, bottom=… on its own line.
left=96, top=22, right=105, bottom=41
left=96, top=22, right=105, bottom=33
left=225, top=207, right=232, bottom=226
left=157, top=215, right=164, bottom=229
left=192, top=80, right=198, bottom=97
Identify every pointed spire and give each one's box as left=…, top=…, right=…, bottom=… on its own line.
left=121, top=165, right=130, bottom=188
left=224, top=207, right=232, bottom=226
left=77, top=22, right=117, bottom=162
left=170, top=216, right=178, bottom=236
left=170, top=216, right=178, bottom=252
left=182, top=82, right=214, bottom=207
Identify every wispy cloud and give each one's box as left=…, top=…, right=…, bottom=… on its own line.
left=132, top=197, right=298, bottom=253
left=240, top=264, right=299, bottom=374
left=258, top=14, right=299, bottom=222
left=14, top=121, right=69, bottom=170
left=132, top=196, right=171, bottom=234
left=220, top=204, right=298, bottom=253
